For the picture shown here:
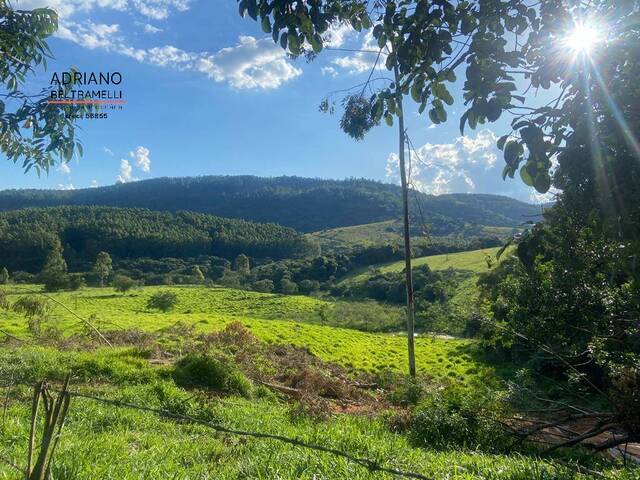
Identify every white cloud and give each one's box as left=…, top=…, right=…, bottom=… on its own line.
left=57, top=162, right=71, bottom=174
left=16, top=1, right=127, bottom=19
left=53, top=24, right=302, bottom=90
left=103, top=147, right=114, bottom=156
left=132, top=0, right=189, bottom=20
left=117, top=159, right=133, bottom=183
left=321, top=66, right=338, bottom=78
left=56, top=183, right=75, bottom=190
left=130, top=146, right=151, bottom=172
left=195, top=36, right=302, bottom=89
left=90, top=179, right=99, bottom=188
left=332, top=31, right=387, bottom=74
left=146, top=45, right=193, bottom=67
left=57, top=21, right=120, bottom=50
left=386, top=130, right=501, bottom=196
left=17, top=0, right=187, bottom=20
left=323, top=22, right=353, bottom=48
left=143, top=23, right=162, bottom=34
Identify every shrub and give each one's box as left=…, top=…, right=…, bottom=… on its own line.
left=12, top=271, right=35, bottom=284
left=391, top=388, right=510, bottom=452
left=251, top=279, right=274, bottom=293
left=147, top=291, right=179, bottom=312
left=173, top=351, right=252, bottom=396
left=67, top=273, right=86, bottom=291
left=279, top=278, right=298, bottom=294
left=113, top=275, right=138, bottom=294
left=218, top=270, right=241, bottom=288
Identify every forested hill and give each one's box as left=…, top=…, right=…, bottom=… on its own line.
left=0, top=206, right=315, bottom=272
left=0, top=176, right=542, bottom=232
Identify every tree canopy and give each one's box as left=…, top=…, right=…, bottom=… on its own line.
left=238, top=0, right=637, bottom=196
left=0, top=1, right=90, bottom=173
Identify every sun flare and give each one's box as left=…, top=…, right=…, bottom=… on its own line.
left=563, top=22, right=602, bottom=55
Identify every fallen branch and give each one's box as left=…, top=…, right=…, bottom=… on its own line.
left=258, top=381, right=302, bottom=399
left=40, top=294, right=112, bottom=347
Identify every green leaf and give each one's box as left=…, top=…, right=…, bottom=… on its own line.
left=519, top=165, right=534, bottom=187
left=534, top=173, right=551, bottom=193
left=309, top=33, right=322, bottom=54
left=246, top=0, right=257, bottom=19
left=384, top=114, right=393, bottom=127
left=486, top=98, right=501, bottom=121
left=497, top=134, right=508, bottom=150
left=410, top=79, right=423, bottom=103
left=288, top=33, right=300, bottom=54
left=261, top=16, right=271, bottom=33
left=428, top=108, right=439, bottom=124
left=504, top=141, right=524, bottom=165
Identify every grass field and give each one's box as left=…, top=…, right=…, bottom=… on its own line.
left=0, top=284, right=635, bottom=479
left=0, top=363, right=629, bottom=480
left=344, top=246, right=506, bottom=286
left=309, top=220, right=405, bottom=252
left=0, top=284, right=492, bottom=383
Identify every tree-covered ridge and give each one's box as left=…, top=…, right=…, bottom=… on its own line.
left=0, top=206, right=316, bottom=272
left=0, top=176, right=542, bottom=232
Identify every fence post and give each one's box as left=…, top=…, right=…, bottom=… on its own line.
left=26, top=376, right=71, bottom=480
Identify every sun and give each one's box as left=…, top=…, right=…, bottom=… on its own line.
left=562, top=22, right=603, bottom=56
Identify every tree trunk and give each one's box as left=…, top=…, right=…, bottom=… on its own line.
left=393, top=61, right=416, bottom=377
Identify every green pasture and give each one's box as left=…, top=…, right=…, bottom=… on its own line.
left=1, top=285, right=489, bottom=383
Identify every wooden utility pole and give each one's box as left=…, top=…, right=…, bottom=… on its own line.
left=393, top=58, right=416, bottom=377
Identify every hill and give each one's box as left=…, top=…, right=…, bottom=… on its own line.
left=309, top=219, right=514, bottom=253
left=0, top=206, right=316, bottom=272
left=0, top=176, right=543, bottom=233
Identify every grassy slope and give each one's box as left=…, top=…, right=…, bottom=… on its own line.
left=0, top=285, right=488, bottom=383
left=310, top=221, right=516, bottom=253
left=309, top=220, right=403, bottom=251
left=0, top=362, right=627, bottom=479
left=337, top=247, right=511, bottom=336
left=341, top=247, right=507, bottom=291
left=0, top=285, right=632, bottom=479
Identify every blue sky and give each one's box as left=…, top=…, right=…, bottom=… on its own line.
left=4, top=0, right=548, bottom=203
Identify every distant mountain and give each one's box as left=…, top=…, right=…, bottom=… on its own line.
left=0, top=176, right=542, bottom=233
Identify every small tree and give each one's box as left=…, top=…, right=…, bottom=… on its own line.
left=93, top=251, right=113, bottom=288
left=147, top=291, right=179, bottom=312
left=192, top=265, right=205, bottom=283
left=40, top=243, right=69, bottom=292
left=280, top=278, right=298, bottom=295
left=0, top=267, right=9, bottom=285
left=252, top=279, right=274, bottom=293
left=218, top=270, right=241, bottom=289
left=234, top=254, right=250, bottom=276
left=113, top=275, right=138, bottom=295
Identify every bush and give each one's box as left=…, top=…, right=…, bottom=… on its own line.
left=12, top=271, right=35, bottom=284
left=390, top=388, right=510, bottom=452
left=251, top=279, right=274, bottom=293
left=147, top=291, right=179, bottom=312
left=173, top=351, right=252, bottom=396
left=279, top=278, right=298, bottom=294
left=113, top=275, right=138, bottom=294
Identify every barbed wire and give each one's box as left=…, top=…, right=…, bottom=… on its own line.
left=0, top=380, right=434, bottom=480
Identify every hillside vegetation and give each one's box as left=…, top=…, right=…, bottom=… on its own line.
left=0, top=206, right=316, bottom=272
left=0, top=176, right=543, bottom=232
left=0, top=284, right=486, bottom=380
left=310, top=219, right=513, bottom=253
left=0, top=284, right=631, bottom=479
